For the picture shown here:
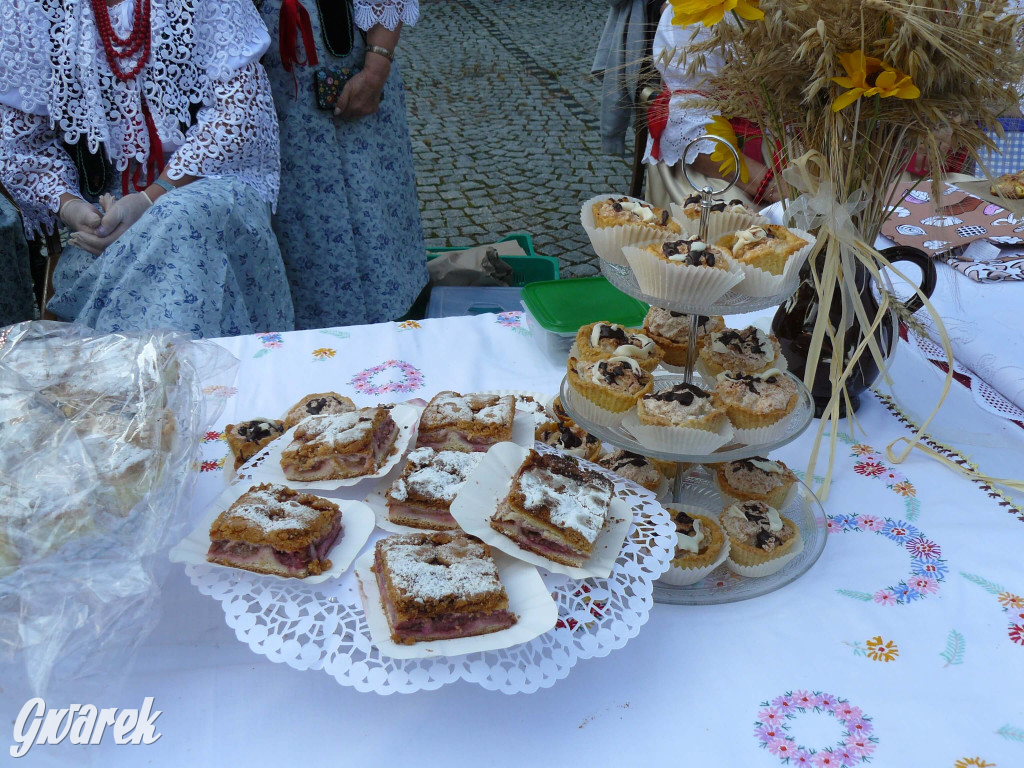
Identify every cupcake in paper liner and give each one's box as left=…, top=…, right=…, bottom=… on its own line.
left=732, top=414, right=802, bottom=446
left=623, top=383, right=734, bottom=453
left=675, top=204, right=770, bottom=244
left=597, top=449, right=668, bottom=496
left=622, top=239, right=744, bottom=304
left=658, top=505, right=731, bottom=586
left=698, top=325, right=786, bottom=377
left=715, top=368, right=799, bottom=430
left=721, top=499, right=804, bottom=577
left=566, top=355, right=651, bottom=427
left=712, top=457, right=798, bottom=509
left=575, top=321, right=664, bottom=373
left=643, top=308, right=725, bottom=368
left=729, top=226, right=815, bottom=298
left=581, top=194, right=681, bottom=265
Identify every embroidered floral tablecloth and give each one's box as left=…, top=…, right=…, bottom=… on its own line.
left=21, top=311, right=1022, bottom=767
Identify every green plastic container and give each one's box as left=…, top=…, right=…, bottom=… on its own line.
left=426, top=233, right=560, bottom=287
left=520, top=276, right=649, bottom=334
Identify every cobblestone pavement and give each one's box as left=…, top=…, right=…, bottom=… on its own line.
left=402, top=0, right=635, bottom=278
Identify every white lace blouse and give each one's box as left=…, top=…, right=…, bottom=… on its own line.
left=0, top=0, right=280, bottom=236
left=353, top=0, right=418, bottom=30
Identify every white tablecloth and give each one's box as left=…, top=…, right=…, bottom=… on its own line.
left=8, top=312, right=1024, bottom=768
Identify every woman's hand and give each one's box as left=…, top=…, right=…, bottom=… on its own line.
left=333, top=59, right=388, bottom=120
left=58, top=196, right=102, bottom=233
left=69, top=192, right=151, bottom=255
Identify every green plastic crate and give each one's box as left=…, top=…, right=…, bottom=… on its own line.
left=426, top=233, right=560, bottom=286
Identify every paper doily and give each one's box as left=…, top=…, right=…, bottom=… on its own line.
left=183, top=445, right=675, bottom=695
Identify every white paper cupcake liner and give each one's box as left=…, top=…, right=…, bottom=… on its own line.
left=657, top=506, right=731, bottom=586
left=711, top=471, right=799, bottom=510
left=581, top=194, right=679, bottom=266
left=732, top=227, right=816, bottom=298
left=622, top=245, right=744, bottom=304
left=731, top=409, right=800, bottom=445
left=565, top=382, right=634, bottom=427
left=621, top=410, right=734, bottom=453
left=726, top=531, right=804, bottom=578
left=672, top=207, right=772, bottom=245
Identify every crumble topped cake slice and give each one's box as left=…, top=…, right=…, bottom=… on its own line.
left=280, top=407, right=399, bottom=481
left=225, top=418, right=286, bottom=470
left=490, top=450, right=613, bottom=568
left=385, top=447, right=483, bottom=530
left=282, top=391, right=357, bottom=429
left=372, top=532, right=517, bottom=644
left=207, top=482, right=344, bottom=578
left=415, top=391, right=515, bottom=452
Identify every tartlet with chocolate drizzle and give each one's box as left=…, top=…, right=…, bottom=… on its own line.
left=698, top=325, right=783, bottom=377
left=566, top=355, right=652, bottom=417
left=714, top=369, right=798, bottom=430
left=636, top=382, right=728, bottom=433
left=574, top=321, right=664, bottom=373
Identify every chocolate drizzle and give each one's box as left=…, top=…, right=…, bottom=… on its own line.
left=737, top=501, right=781, bottom=550
left=662, top=238, right=716, bottom=267
left=650, top=382, right=709, bottom=406
left=558, top=425, right=583, bottom=448
left=735, top=456, right=772, bottom=473
left=237, top=420, right=283, bottom=442
left=673, top=510, right=696, bottom=534
left=715, top=327, right=768, bottom=355
left=305, top=396, right=342, bottom=415
left=597, top=359, right=638, bottom=384
left=726, top=372, right=779, bottom=394
left=596, top=324, right=630, bottom=345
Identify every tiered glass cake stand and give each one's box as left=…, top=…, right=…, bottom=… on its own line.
left=564, top=138, right=827, bottom=604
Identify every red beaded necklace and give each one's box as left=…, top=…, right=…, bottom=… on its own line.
left=90, top=0, right=152, bottom=82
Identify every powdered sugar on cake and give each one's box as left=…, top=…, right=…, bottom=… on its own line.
left=227, top=487, right=325, bottom=533
left=388, top=448, right=481, bottom=503
left=383, top=537, right=503, bottom=601
left=518, top=469, right=608, bottom=543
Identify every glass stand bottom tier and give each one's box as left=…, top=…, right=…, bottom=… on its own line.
left=654, top=470, right=828, bottom=605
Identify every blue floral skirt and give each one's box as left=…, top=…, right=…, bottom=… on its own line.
left=48, top=178, right=295, bottom=339
left=261, top=2, right=429, bottom=330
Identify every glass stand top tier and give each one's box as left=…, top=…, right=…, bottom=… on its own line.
left=600, top=260, right=802, bottom=315
left=559, top=370, right=814, bottom=464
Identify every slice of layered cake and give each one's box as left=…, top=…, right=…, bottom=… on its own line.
left=385, top=447, right=482, bottom=530
left=415, top=391, right=514, bottom=451
left=373, top=532, right=517, bottom=644
left=490, top=450, right=613, bottom=567
left=207, top=483, right=343, bottom=578
left=280, top=407, right=399, bottom=481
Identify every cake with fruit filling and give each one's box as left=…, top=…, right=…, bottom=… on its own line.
left=372, top=532, right=517, bottom=644
left=207, top=483, right=343, bottom=578
left=490, top=450, right=613, bottom=568
left=280, top=407, right=399, bottom=481
left=282, top=392, right=356, bottom=430
left=385, top=448, right=482, bottom=530
left=415, top=391, right=515, bottom=452
left=225, top=418, right=286, bottom=470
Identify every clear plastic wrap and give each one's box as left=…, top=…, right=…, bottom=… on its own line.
left=0, top=321, right=237, bottom=696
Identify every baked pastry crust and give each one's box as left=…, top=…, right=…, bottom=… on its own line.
left=721, top=500, right=799, bottom=566
left=715, top=456, right=797, bottom=508
left=567, top=355, right=652, bottom=413
left=282, top=392, right=356, bottom=430
left=373, top=532, right=517, bottom=644
left=636, top=383, right=728, bottom=432
left=280, top=407, right=399, bottom=481
left=642, top=237, right=732, bottom=270
left=385, top=447, right=482, bottom=530
left=574, top=322, right=663, bottom=372
left=207, top=482, right=343, bottom=578
left=592, top=197, right=681, bottom=233
left=490, top=450, right=613, bottom=567
left=415, top=391, right=515, bottom=451
left=643, top=308, right=725, bottom=367
left=716, top=224, right=807, bottom=275
left=669, top=510, right=724, bottom=569
left=535, top=420, right=602, bottom=462
left=990, top=172, right=1024, bottom=199
left=699, top=326, right=783, bottom=377
left=715, top=369, right=798, bottom=429
left=225, top=418, right=285, bottom=470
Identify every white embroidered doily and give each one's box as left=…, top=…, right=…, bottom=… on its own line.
left=183, top=447, right=675, bottom=694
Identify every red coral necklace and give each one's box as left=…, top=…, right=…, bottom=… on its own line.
left=90, top=0, right=152, bottom=82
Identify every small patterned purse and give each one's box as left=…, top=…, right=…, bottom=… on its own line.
left=314, top=66, right=359, bottom=110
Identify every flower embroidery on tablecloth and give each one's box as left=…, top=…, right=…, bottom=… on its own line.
left=828, top=514, right=947, bottom=604
left=202, top=385, right=238, bottom=399
left=202, top=430, right=226, bottom=443
left=844, top=635, right=899, bottom=662
left=953, top=758, right=996, bottom=767
left=199, top=457, right=226, bottom=473
left=312, top=347, right=336, bottom=361
left=754, top=691, right=878, bottom=765
left=349, top=360, right=425, bottom=395
left=319, top=329, right=351, bottom=340
left=846, top=440, right=920, bottom=520
left=961, top=572, right=1024, bottom=648
left=940, top=629, right=965, bottom=667
left=496, top=311, right=531, bottom=336
left=253, top=332, right=283, bottom=358
left=397, top=320, right=421, bottom=331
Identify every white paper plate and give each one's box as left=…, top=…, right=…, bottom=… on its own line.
left=170, top=482, right=376, bottom=584
left=354, top=546, right=558, bottom=659
left=230, top=404, right=419, bottom=491
left=449, top=442, right=632, bottom=579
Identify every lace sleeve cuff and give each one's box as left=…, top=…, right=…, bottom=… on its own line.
left=0, top=106, right=78, bottom=238
left=166, top=62, right=280, bottom=208
left=353, top=0, right=419, bottom=31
